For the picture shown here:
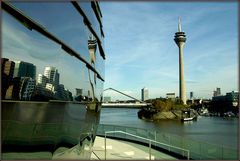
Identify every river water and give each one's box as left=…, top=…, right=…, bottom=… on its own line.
left=100, top=107, right=238, bottom=149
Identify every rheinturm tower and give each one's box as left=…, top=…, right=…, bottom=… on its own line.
left=174, top=17, right=187, bottom=105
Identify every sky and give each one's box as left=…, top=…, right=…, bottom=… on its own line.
left=100, top=1, right=238, bottom=100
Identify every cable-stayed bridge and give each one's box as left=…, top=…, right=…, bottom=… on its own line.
left=103, top=88, right=150, bottom=108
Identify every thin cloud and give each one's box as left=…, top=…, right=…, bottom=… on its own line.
left=102, top=2, right=237, bottom=99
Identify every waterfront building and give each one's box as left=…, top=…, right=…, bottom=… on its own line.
left=21, top=77, right=36, bottom=100
left=76, top=88, right=83, bottom=96
left=190, top=91, right=193, bottom=100
left=44, top=66, right=60, bottom=86
left=166, top=93, right=176, bottom=102
left=1, top=58, right=15, bottom=99
left=55, top=84, right=72, bottom=101
left=13, top=61, right=36, bottom=79
left=45, top=83, right=55, bottom=92
left=216, top=88, right=221, bottom=95
left=5, top=77, right=22, bottom=100
left=226, top=91, right=239, bottom=107
left=211, top=91, right=239, bottom=114
left=141, top=87, right=149, bottom=101
left=32, top=84, right=54, bottom=101
left=37, top=74, right=48, bottom=87
left=55, top=84, right=65, bottom=100
left=65, top=89, right=73, bottom=101
left=213, top=87, right=221, bottom=97
left=5, top=77, right=36, bottom=101
left=174, top=17, right=187, bottom=105
left=5, top=85, right=14, bottom=100
left=2, top=58, right=15, bottom=78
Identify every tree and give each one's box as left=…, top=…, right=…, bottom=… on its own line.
left=152, top=99, right=173, bottom=112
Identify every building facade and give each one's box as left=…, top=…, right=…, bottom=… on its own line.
left=37, top=74, right=48, bottom=87
left=213, top=87, right=221, bottom=97
left=141, top=87, right=149, bottom=101
left=1, top=58, right=15, bottom=99
left=13, top=61, right=36, bottom=79
left=20, top=77, right=36, bottom=100
left=166, top=93, right=176, bottom=101
left=211, top=91, right=239, bottom=114
left=43, top=66, right=60, bottom=86
left=190, top=91, right=194, bottom=100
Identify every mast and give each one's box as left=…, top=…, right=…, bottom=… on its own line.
left=178, top=16, right=182, bottom=32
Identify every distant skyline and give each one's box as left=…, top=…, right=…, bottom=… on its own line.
left=101, top=1, right=238, bottom=100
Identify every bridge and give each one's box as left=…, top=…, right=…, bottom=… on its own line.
left=102, top=102, right=148, bottom=108
left=103, top=88, right=150, bottom=108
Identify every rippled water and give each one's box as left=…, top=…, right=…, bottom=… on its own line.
left=100, top=107, right=238, bottom=149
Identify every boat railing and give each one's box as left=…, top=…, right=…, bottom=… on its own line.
left=103, top=130, right=190, bottom=160
left=97, top=124, right=238, bottom=160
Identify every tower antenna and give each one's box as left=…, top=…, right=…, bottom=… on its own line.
left=178, top=16, right=182, bottom=32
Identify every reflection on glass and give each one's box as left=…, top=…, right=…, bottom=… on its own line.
left=1, top=56, right=104, bottom=102
left=1, top=2, right=105, bottom=103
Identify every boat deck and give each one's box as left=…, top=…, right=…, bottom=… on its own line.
left=2, top=136, right=177, bottom=160
left=91, top=136, right=177, bottom=160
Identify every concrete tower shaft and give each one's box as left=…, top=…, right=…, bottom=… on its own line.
left=174, top=17, right=187, bottom=105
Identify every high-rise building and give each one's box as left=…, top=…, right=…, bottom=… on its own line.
left=43, top=66, right=59, bottom=86
left=216, top=88, right=221, bottom=96
left=21, top=77, right=36, bottom=100
left=37, top=74, right=48, bottom=87
left=55, top=84, right=71, bottom=101
left=5, top=77, right=36, bottom=101
left=174, top=17, right=187, bottom=105
left=166, top=93, right=176, bottom=101
left=213, top=87, right=221, bottom=97
left=76, top=88, right=83, bottom=96
left=190, top=92, right=194, bottom=100
left=5, top=77, right=22, bottom=100
left=2, top=58, right=15, bottom=78
left=1, top=58, right=15, bottom=99
left=13, top=61, right=36, bottom=79
left=141, top=87, right=149, bottom=101
left=46, top=83, right=55, bottom=92
left=64, top=90, right=73, bottom=101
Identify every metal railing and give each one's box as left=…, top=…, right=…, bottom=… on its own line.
left=97, top=124, right=238, bottom=160
left=92, top=151, right=101, bottom=160
left=104, top=130, right=190, bottom=160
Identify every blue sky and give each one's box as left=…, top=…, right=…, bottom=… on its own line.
left=101, top=2, right=238, bottom=100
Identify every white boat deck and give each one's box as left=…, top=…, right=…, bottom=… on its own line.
left=2, top=136, right=178, bottom=160
left=91, top=136, right=177, bottom=160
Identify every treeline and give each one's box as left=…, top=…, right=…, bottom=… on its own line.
left=146, top=98, right=187, bottom=112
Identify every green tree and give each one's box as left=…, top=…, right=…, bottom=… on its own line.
left=152, top=99, right=173, bottom=112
